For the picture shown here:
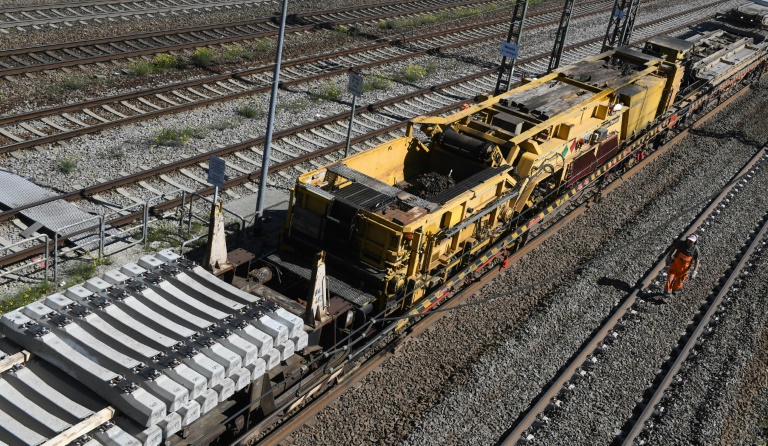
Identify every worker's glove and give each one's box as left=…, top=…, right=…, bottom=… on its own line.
left=666, top=255, right=673, bottom=266
left=692, top=269, right=698, bottom=279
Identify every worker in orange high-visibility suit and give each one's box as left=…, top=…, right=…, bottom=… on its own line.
left=663, top=234, right=700, bottom=299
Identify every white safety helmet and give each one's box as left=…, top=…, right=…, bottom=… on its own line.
left=686, top=234, right=698, bottom=243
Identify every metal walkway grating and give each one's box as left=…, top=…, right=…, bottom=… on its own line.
left=266, top=251, right=375, bottom=306
left=0, top=170, right=128, bottom=250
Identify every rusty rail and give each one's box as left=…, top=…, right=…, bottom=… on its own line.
left=0, top=5, right=727, bottom=272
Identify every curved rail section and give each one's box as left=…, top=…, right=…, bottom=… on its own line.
left=618, top=184, right=768, bottom=445
left=498, top=146, right=768, bottom=445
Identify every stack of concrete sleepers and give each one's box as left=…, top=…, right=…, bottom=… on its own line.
left=0, top=345, right=154, bottom=446
left=0, top=249, right=308, bottom=445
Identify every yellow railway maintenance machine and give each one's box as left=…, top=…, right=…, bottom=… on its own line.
left=275, top=41, right=690, bottom=315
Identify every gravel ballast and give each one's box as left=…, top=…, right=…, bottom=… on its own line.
left=287, top=76, right=768, bottom=445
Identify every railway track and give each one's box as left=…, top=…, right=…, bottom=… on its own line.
left=0, top=0, right=739, bottom=273
left=0, top=0, right=614, bottom=153
left=0, top=3, right=760, bottom=441
left=0, top=0, right=510, bottom=77
left=619, top=195, right=768, bottom=444
left=0, top=0, right=276, bottom=30
left=498, top=142, right=768, bottom=444
left=237, top=60, right=768, bottom=446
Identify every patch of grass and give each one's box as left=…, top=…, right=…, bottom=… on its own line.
left=58, top=156, right=77, bottom=174
left=146, top=226, right=181, bottom=247
left=331, top=25, right=359, bottom=38
left=68, top=260, right=98, bottom=284
left=279, top=97, right=309, bottom=112
left=399, top=64, right=428, bottom=82
left=0, top=281, right=55, bottom=314
left=0, top=253, right=112, bottom=314
left=128, top=60, right=153, bottom=76
left=153, top=53, right=179, bottom=71
left=310, top=82, right=342, bottom=102
left=191, top=47, right=215, bottom=67
left=0, top=257, right=112, bottom=313
left=223, top=43, right=248, bottom=61
left=154, top=127, right=196, bottom=146
left=60, top=75, right=90, bottom=91
left=362, top=73, right=391, bottom=92
left=252, top=38, right=271, bottom=55
left=236, top=104, right=263, bottom=119
left=207, top=120, right=237, bottom=131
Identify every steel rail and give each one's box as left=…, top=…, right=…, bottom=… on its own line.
left=0, top=0, right=598, bottom=129
left=498, top=140, right=768, bottom=444
left=252, top=189, right=599, bottom=445
left=0, top=6, right=729, bottom=271
left=0, top=0, right=510, bottom=76
left=0, top=0, right=275, bottom=29
left=0, top=0, right=269, bottom=14
left=619, top=204, right=768, bottom=444
left=239, top=64, right=766, bottom=446
left=0, top=0, right=702, bottom=156
left=0, top=4, right=704, bottom=227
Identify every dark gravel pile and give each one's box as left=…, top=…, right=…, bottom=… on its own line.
left=287, top=60, right=768, bottom=446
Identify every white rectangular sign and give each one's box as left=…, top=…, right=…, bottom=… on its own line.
left=499, top=42, right=519, bottom=60
left=208, top=156, right=226, bottom=187
left=347, top=72, right=364, bottom=97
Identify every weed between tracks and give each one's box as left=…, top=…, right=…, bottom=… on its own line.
left=310, top=82, right=343, bottom=102
left=192, top=47, right=215, bottom=68
left=223, top=43, right=247, bottom=61
left=153, top=119, right=239, bottom=146
left=279, top=97, right=310, bottom=112
left=236, top=104, right=264, bottom=119
left=103, top=147, right=125, bottom=161
left=154, top=127, right=197, bottom=146
left=49, top=74, right=112, bottom=94
left=59, top=75, right=90, bottom=91
left=252, top=38, right=272, bottom=55
left=331, top=25, right=359, bottom=38
left=57, top=156, right=78, bottom=174
left=363, top=73, right=392, bottom=92
left=397, top=63, right=438, bottom=83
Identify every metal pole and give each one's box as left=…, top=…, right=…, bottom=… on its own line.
left=177, top=190, right=186, bottom=233
left=54, top=232, right=59, bottom=282
left=98, top=216, right=104, bottom=259
left=255, top=0, right=289, bottom=232
left=344, top=94, right=357, bottom=158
